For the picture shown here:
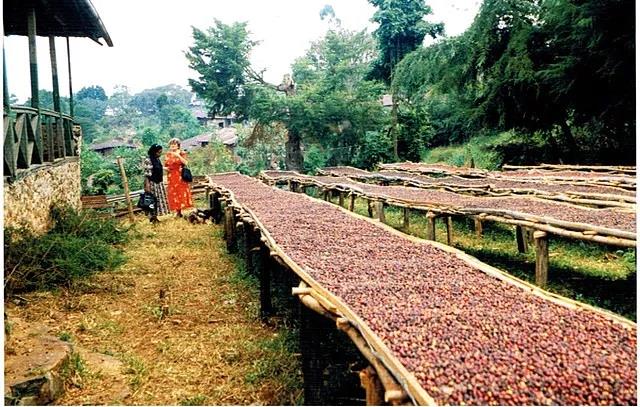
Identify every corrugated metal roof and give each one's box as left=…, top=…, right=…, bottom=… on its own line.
left=4, top=0, right=113, bottom=46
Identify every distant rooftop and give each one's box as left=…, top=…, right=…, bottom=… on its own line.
left=88, top=140, right=137, bottom=151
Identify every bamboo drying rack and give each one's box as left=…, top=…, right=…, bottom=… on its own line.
left=208, top=172, right=636, bottom=406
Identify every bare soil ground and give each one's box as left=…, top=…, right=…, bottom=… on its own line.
left=5, top=214, right=301, bottom=405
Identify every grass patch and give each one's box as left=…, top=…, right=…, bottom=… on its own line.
left=61, top=352, right=89, bottom=388
left=4, top=205, right=131, bottom=294
left=58, top=331, right=73, bottom=342
left=121, top=354, right=148, bottom=389
left=178, top=394, right=208, bottom=405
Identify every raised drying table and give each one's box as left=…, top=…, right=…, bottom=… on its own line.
left=209, top=172, right=636, bottom=406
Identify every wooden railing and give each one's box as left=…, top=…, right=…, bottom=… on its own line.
left=3, top=105, right=79, bottom=181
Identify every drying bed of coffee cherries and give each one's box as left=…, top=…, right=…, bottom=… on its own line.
left=322, top=168, right=635, bottom=198
left=209, top=173, right=636, bottom=406
left=294, top=175, right=636, bottom=233
left=496, top=169, right=636, bottom=181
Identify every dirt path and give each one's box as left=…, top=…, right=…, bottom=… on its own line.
left=5, top=215, right=301, bottom=405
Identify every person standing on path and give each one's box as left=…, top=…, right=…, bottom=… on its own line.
left=165, top=137, right=193, bottom=217
left=143, top=144, right=170, bottom=223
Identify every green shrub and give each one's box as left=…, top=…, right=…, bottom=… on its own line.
left=4, top=205, right=130, bottom=294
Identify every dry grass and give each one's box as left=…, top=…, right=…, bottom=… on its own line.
left=6, top=213, right=302, bottom=405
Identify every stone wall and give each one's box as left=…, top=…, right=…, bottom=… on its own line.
left=4, top=159, right=81, bottom=234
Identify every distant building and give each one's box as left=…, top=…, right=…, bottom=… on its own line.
left=189, top=98, right=236, bottom=128
left=181, top=128, right=238, bottom=155
left=381, top=94, right=393, bottom=108
left=88, top=140, right=137, bottom=155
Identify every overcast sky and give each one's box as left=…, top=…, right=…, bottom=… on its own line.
left=4, top=0, right=481, bottom=102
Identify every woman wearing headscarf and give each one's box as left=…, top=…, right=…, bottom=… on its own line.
left=165, top=137, right=193, bottom=217
left=143, top=144, right=170, bottom=223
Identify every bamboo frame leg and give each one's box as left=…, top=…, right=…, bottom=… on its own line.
left=367, top=199, right=373, bottom=217
left=534, top=231, right=549, bottom=287
left=211, top=192, right=223, bottom=224
left=338, top=191, right=344, bottom=207
left=474, top=217, right=483, bottom=237
left=403, top=207, right=410, bottom=229
left=300, top=304, right=329, bottom=405
left=348, top=194, right=355, bottom=212
left=322, top=188, right=329, bottom=201
left=360, top=366, right=385, bottom=406
left=516, top=226, right=527, bottom=253
left=426, top=212, right=437, bottom=241
left=224, top=206, right=237, bottom=253
left=257, top=245, right=272, bottom=321
left=237, top=221, right=247, bottom=261
left=376, top=201, right=385, bottom=223
left=446, top=216, right=454, bottom=246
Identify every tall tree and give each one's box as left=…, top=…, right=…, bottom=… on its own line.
left=367, top=0, right=443, bottom=84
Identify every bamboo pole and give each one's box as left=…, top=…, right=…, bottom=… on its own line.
left=360, top=366, right=385, bottom=406
left=474, top=217, right=483, bottom=237
left=403, top=207, right=410, bottom=229
left=116, top=157, right=135, bottom=222
left=376, top=201, right=385, bottom=223
left=426, top=212, right=437, bottom=241
left=349, top=194, right=356, bottom=212
left=446, top=216, right=454, bottom=246
left=516, top=225, right=528, bottom=253
left=534, top=231, right=549, bottom=287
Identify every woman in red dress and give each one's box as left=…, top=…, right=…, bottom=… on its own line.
left=165, top=138, right=193, bottom=217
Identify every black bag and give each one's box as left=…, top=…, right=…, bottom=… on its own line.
left=137, top=192, right=156, bottom=213
left=181, top=166, right=193, bottom=183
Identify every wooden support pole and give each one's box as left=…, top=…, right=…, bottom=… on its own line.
left=360, top=366, right=385, bottom=406
left=115, top=157, right=135, bottom=222
left=403, top=207, right=410, bottom=229
left=224, top=206, right=237, bottom=253
left=474, top=217, right=483, bottom=237
left=446, top=216, right=454, bottom=246
left=348, top=194, right=355, bottom=212
left=426, top=212, right=437, bottom=241
left=338, top=191, right=344, bottom=207
left=516, top=225, right=528, bottom=253
left=3, top=47, right=10, bottom=111
left=366, top=199, right=373, bottom=217
left=27, top=8, right=39, bottom=109
left=376, top=201, right=385, bottom=223
left=300, top=302, right=329, bottom=405
left=322, top=188, right=329, bottom=201
left=257, top=245, right=272, bottom=321
left=237, top=221, right=247, bottom=263
left=534, top=231, right=549, bottom=287
left=66, top=38, right=74, bottom=117
left=49, top=36, right=61, bottom=113
left=210, top=192, right=222, bottom=223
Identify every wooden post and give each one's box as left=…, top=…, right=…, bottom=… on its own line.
left=376, top=201, right=385, bottom=223
left=426, top=212, right=437, bottom=241
left=516, top=225, right=528, bottom=253
left=402, top=207, right=410, bottom=229
left=338, top=191, right=344, bottom=207
left=257, top=245, right=272, bottom=321
left=366, top=199, right=373, bottom=217
left=49, top=36, right=61, bottom=113
left=27, top=8, right=39, bottom=108
left=211, top=192, right=223, bottom=224
left=66, top=38, right=74, bottom=117
left=300, top=303, right=329, bottom=405
left=322, top=188, right=329, bottom=201
left=348, top=194, right=355, bottom=212
left=474, top=217, right=483, bottom=237
left=360, top=366, right=385, bottom=406
left=224, top=206, right=237, bottom=253
left=3, top=47, right=10, bottom=111
left=446, top=216, right=454, bottom=246
left=534, top=231, right=549, bottom=287
left=116, top=157, right=135, bottom=222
